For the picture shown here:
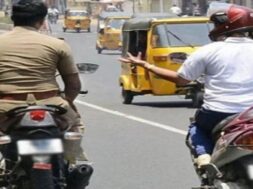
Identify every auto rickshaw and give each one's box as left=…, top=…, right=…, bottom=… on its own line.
left=119, top=16, right=213, bottom=108
left=63, top=10, right=91, bottom=32
left=96, top=11, right=131, bottom=54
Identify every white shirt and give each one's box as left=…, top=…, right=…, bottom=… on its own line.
left=178, top=37, right=253, bottom=113
left=48, top=8, right=59, bottom=15
left=170, top=6, right=182, bottom=15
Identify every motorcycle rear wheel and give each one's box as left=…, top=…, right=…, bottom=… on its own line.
left=30, top=169, right=54, bottom=189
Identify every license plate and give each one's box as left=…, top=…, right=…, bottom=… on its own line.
left=17, top=139, right=63, bottom=155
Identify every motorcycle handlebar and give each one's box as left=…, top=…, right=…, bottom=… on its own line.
left=80, top=90, right=88, bottom=94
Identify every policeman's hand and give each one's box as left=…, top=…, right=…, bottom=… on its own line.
left=119, top=52, right=146, bottom=67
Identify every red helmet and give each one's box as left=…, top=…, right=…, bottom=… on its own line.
left=209, top=5, right=253, bottom=41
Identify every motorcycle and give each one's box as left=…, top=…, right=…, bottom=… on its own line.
left=186, top=106, right=253, bottom=189
left=48, top=13, right=58, bottom=24
left=0, top=63, right=98, bottom=189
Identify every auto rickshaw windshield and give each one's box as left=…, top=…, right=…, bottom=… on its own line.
left=107, top=19, right=126, bottom=29
left=152, top=22, right=214, bottom=47
left=68, top=11, right=88, bottom=17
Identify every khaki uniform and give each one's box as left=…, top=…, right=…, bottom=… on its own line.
left=0, top=26, right=87, bottom=162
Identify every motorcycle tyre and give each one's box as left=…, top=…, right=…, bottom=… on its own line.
left=97, top=47, right=102, bottom=54
left=30, top=169, right=54, bottom=189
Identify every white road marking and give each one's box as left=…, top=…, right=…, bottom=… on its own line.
left=76, top=100, right=187, bottom=136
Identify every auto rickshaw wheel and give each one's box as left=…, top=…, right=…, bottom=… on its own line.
left=192, top=91, right=203, bottom=108
left=122, top=89, right=134, bottom=104
left=97, top=48, right=102, bottom=54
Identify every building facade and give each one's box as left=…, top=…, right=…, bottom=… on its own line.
left=135, top=0, right=253, bottom=14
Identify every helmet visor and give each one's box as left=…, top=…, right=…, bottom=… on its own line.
left=207, top=2, right=232, bottom=17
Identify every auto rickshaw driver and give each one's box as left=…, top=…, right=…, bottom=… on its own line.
left=135, top=31, right=147, bottom=59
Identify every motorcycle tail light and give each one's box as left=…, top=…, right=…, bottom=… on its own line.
left=33, top=162, right=52, bottom=170
left=234, top=132, right=253, bottom=150
left=30, top=110, right=46, bottom=121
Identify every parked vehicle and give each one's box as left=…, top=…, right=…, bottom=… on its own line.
left=63, top=10, right=91, bottom=33
left=96, top=11, right=131, bottom=54
left=186, top=106, right=253, bottom=189
left=119, top=15, right=213, bottom=107
left=0, top=63, right=98, bottom=189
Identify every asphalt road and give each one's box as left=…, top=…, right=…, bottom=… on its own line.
left=51, top=18, right=199, bottom=189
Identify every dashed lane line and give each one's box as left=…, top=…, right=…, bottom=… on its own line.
left=76, top=100, right=187, bottom=136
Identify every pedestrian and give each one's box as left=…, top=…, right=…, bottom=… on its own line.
left=192, top=2, right=201, bottom=16
left=170, top=4, right=182, bottom=16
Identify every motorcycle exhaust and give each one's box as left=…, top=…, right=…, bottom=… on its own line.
left=64, top=132, right=82, bottom=140
left=0, top=135, right=11, bottom=145
left=66, top=164, right=93, bottom=189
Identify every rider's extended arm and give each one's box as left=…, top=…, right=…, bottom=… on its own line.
left=143, top=62, right=190, bottom=86
left=119, top=53, right=191, bottom=86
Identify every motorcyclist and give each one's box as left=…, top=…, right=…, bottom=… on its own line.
left=119, top=3, right=253, bottom=168
left=0, top=0, right=92, bottom=185
left=48, top=6, right=59, bottom=23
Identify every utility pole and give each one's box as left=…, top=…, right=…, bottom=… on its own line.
left=133, top=0, right=135, bottom=13
left=159, top=0, right=164, bottom=12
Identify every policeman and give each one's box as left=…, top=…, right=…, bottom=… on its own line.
left=0, top=0, right=92, bottom=185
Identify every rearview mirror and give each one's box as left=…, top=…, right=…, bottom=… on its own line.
left=76, top=63, right=99, bottom=74
left=169, top=52, right=188, bottom=64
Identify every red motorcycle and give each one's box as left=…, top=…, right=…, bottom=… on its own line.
left=187, top=106, right=253, bottom=189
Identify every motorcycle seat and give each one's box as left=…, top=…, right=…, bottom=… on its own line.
left=212, top=114, right=238, bottom=137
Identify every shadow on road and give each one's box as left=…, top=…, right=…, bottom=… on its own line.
left=63, top=31, right=91, bottom=33
left=100, top=52, right=122, bottom=55
left=131, top=101, right=194, bottom=108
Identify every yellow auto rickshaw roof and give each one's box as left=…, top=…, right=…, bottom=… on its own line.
left=122, top=16, right=210, bottom=31
left=153, top=16, right=210, bottom=24
left=132, top=12, right=178, bottom=19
